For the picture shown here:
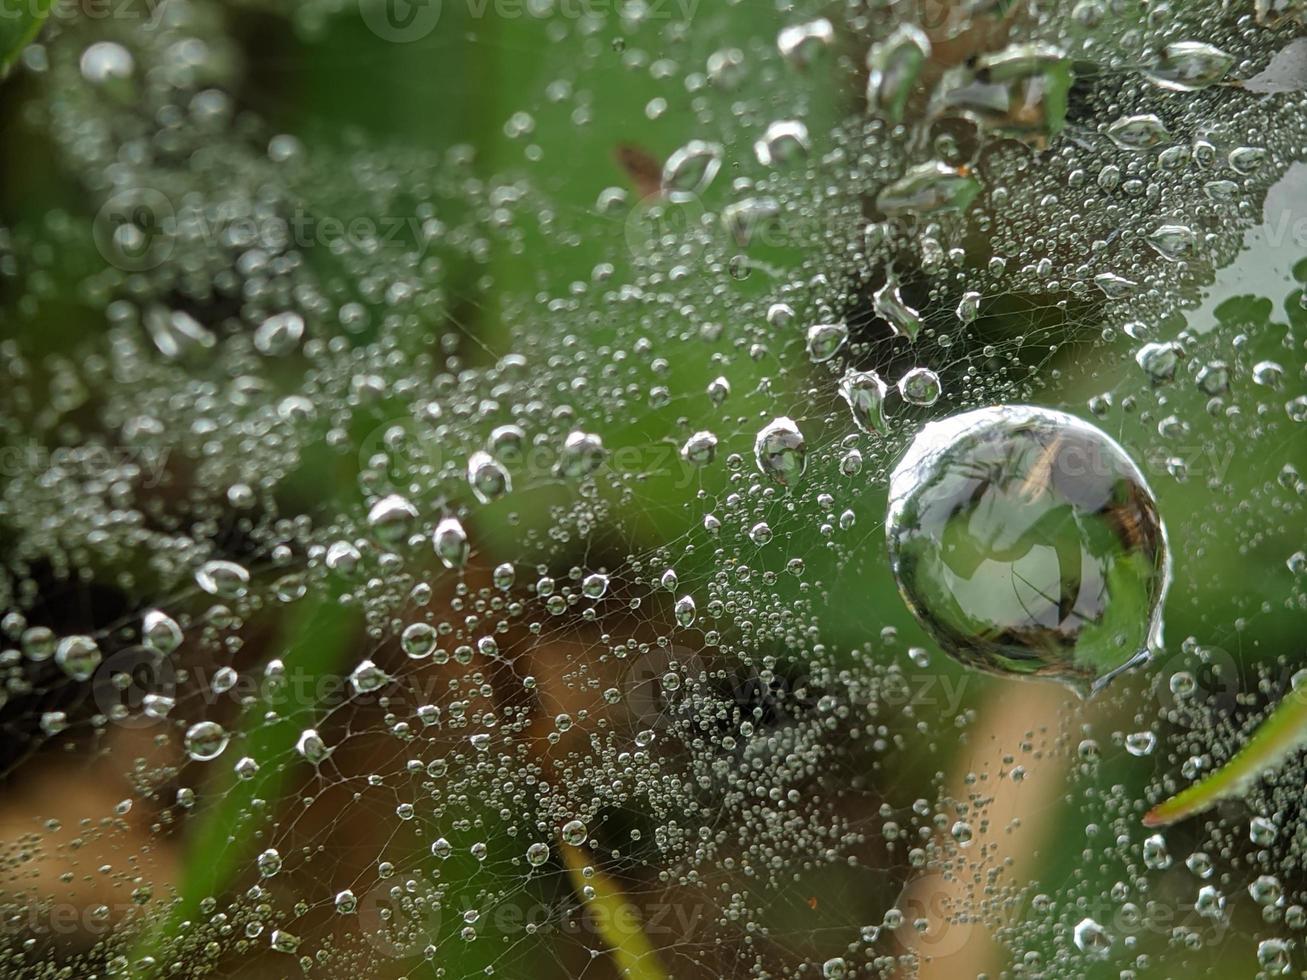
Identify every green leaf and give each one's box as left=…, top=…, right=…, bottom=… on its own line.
left=0, top=0, right=53, bottom=77
left=131, top=593, right=360, bottom=969
left=1144, top=685, right=1307, bottom=827
left=560, top=843, right=668, bottom=980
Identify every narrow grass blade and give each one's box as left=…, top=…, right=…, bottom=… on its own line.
left=1144, top=685, right=1307, bottom=827
left=131, top=594, right=359, bottom=968
left=0, top=0, right=53, bottom=77
left=560, top=843, right=668, bottom=980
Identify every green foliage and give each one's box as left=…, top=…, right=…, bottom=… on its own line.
left=0, top=0, right=52, bottom=77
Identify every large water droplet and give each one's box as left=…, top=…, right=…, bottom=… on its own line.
left=467, top=451, right=511, bottom=504
left=367, top=494, right=418, bottom=542
left=184, top=720, right=229, bottom=762
left=929, top=44, right=1072, bottom=146
left=1107, top=113, right=1170, bottom=150
left=253, top=312, right=304, bottom=356
left=876, top=161, right=980, bottom=217
left=754, top=417, right=807, bottom=487
left=839, top=370, right=889, bottom=435
left=432, top=516, right=469, bottom=569
left=662, top=140, right=722, bottom=197
left=777, top=18, right=833, bottom=69
left=142, top=610, right=183, bottom=655
left=873, top=278, right=923, bottom=341
left=885, top=405, right=1169, bottom=696
left=806, top=321, right=849, bottom=362
left=56, top=635, right=102, bottom=681
left=865, top=25, right=930, bottom=121
left=1143, top=41, right=1234, bottom=91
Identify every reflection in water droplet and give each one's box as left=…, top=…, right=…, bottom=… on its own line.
left=432, top=517, right=469, bottom=569
left=839, top=370, right=889, bottom=435
left=662, top=140, right=722, bottom=196
left=885, top=405, right=1169, bottom=696
left=754, top=417, right=807, bottom=487
left=806, top=321, right=849, bottom=362
left=467, top=451, right=511, bottom=503
left=876, top=161, right=980, bottom=216
left=56, top=635, right=102, bottom=681
left=776, top=18, right=833, bottom=69
left=1107, top=113, right=1170, bottom=150
left=681, top=430, right=718, bottom=465
left=897, top=367, right=942, bottom=406
left=184, top=720, right=229, bottom=762
left=873, top=278, right=923, bottom=341
left=754, top=120, right=809, bottom=167
left=1143, top=41, right=1234, bottom=91
left=865, top=25, right=930, bottom=122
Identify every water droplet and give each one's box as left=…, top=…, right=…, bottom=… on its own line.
left=840, top=371, right=889, bottom=435
left=561, top=819, right=588, bottom=846
left=1125, top=731, right=1156, bottom=756
left=1107, top=114, right=1170, bottom=150
left=1258, top=938, right=1292, bottom=974
left=467, top=451, right=511, bottom=504
left=1250, top=815, right=1278, bottom=845
left=142, top=610, right=182, bottom=655
left=1136, top=341, right=1184, bottom=382
left=582, top=572, right=609, bottom=599
left=493, top=563, right=516, bottom=590
left=325, top=541, right=361, bottom=574
left=1144, top=41, right=1234, bottom=91
left=777, top=18, right=833, bottom=69
left=897, top=367, right=941, bottom=406
left=873, top=278, right=923, bottom=341
left=557, top=431, right=606, bottom=479
left=806, top=322, right=849, bottom=362
left=754, top=120, right=809, bottom=167
left=754, top=417, right=807, bottom=488
left=21, top=626, right=55, bottom=662
left=1094, top=273, right=1137, bottom=298
left=269, top=929, right=299, bottom=954
left=1195, top=884, right=1226, bottom=919
left=184, top=721, right=229, bottom=762
left=367, top=494, right=418, bottom=542
left=886, top=406, right=1170, bottom=696
left=349, top=659, right=391, bottom=695
left=80, top=41, right=134, bottom=84
left=865, top=25, right=930, bottom=121
left=295, top=728, right=330, bottom=765
left=662, top=140, right=722, bottom=197
left=402, top=623, right=437, bottom=659
left=55, top=635, right=102, bottom=681
left=257, top=848, right=282, bottom=877
left=145, top=307, right=215, bottom=359
left=253, top=312, right=304, bottom=356
left=681, top=431, right=718, bottom=465
left=956, top=290, right=981, bottom=324
left=196, top=560, right=250, bottom=598
left=1143, top=833, right=1171, bottom=870
left=432, top=516, right=469, bottom=569
left=929, top=44, right=1072, bottom=145
left=1073, top=917, right=1112, bottom=958
left=1147, top=224, right=1197, bottom=262
left=877, top=161, right=980, bottom=216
